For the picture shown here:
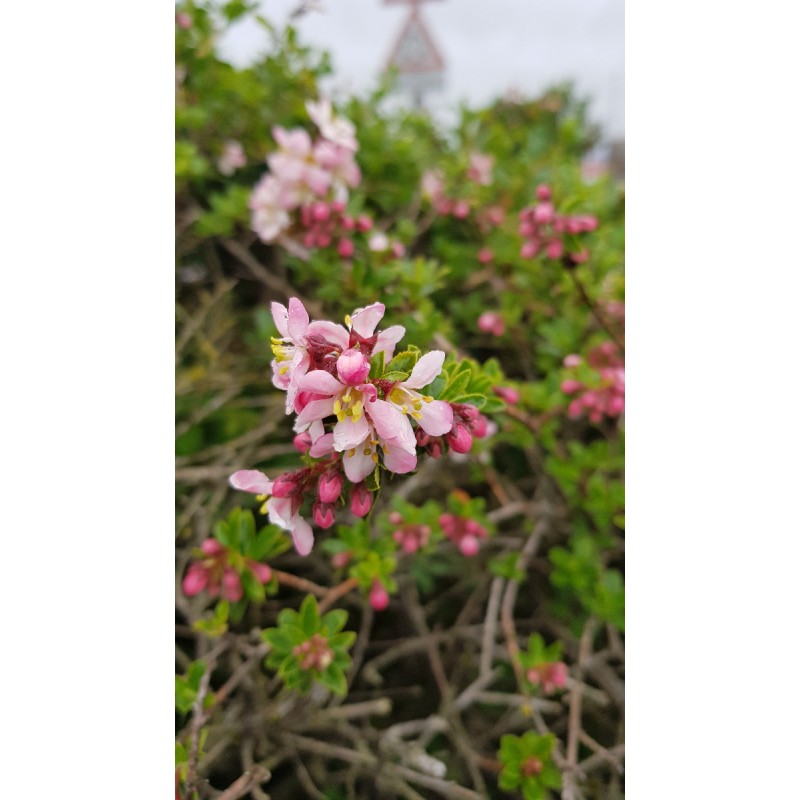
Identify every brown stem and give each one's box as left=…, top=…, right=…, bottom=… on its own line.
left=567, top=267, right=624, bottom=351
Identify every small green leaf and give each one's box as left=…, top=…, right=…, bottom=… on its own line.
left=386, top=350, right=419, bottom=374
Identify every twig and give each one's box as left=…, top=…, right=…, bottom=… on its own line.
left=318, top=576, right=360, bottom=613
left=480, top=576, right=505, bottom=678
left=272, top=570, right=328, bottom=598
left=566, top=267, right=624, bottom=351
left=215, top=766, right=271, bottom=800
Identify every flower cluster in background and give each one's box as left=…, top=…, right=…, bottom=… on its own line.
left=561, top=339, right=625, bottom=423
left=250, top=99, right=362, bottom=245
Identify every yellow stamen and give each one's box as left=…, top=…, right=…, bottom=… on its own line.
left=259, top=502, right=269, bottom=515
left=347, top=449, right=356, bottom=458
left=423, top=395, right=433, bottom=403
left=255, top=494, right=267, bottom=502
left=363, top=446, right=372, bottom=455
left=411, top=411, right=422, bottom=420
left=344, top=314, right=352, bottom=327
left=371, top=453, right=379, bottom=462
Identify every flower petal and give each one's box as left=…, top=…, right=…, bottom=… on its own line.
left=306, top=320, right=350, bottom=349
left=309, top=432, right=335, bottom=458
left=267, top=496, right=293, bottom=529
left=418, top=399, right=454, bottom=436
left=292, top=516, right=315, bottom=556
left=295, top=397, right=336, bottom=428
left=405, top=350, right=446, bottom=389
left=298, top=369, right=344, bottom=395
left=382, top=440, right=417, bottom=474
left=343, top=445, right=376, bottom=483
left=367, top=398, right=415, bottom=450
left=287, top=298, right=310, bottom=341
left=350, top=302, right=385, bottom=338
left=271, top=302, right=289, bottom=338
left=373, top=325, right=406, bottom=358
left=229, top=470, right=273, bottom=494
left=333, top=414, right=370, bottom=451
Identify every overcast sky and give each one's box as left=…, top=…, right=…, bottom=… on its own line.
left=219, top=0, right=624, bottom=140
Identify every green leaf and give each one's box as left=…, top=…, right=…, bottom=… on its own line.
left=241, top=569, right=266, bottom=603
left=441, top=369, right=472, bottom=401
left=321, top=609, right=348, bottom=636
left=451, top=392, right=486, bottom=408
left=317, top=665, right=348, bottom=696
left=522, top=780, right=545, bottom=800
left=386, top=350, right=419, bottom=374
left=382, top=370, right=411, bottom=382
left=369, top=350, right=385, bottom=379
left=299, top=595, right=320, bottom=636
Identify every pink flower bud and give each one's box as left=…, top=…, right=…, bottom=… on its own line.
left=478, top=312, right=505, bottom=336
left=427, top=440, right=443, bottom=458
left=337, top=238, right=355, bottom=258
left=369, top=581, right=390, bottom=611
left=331, top=200, right=346, bottom=214
left=581, top=391, right=598, bottom=408
left=341, top=215, right=355, bottom=231
left=533, top=203, right=554, bottom=224
left=520, top=240, right=539, bottom=259
left=293, top=432, right=313, bottom=453
left=563, top=354, right=582, bottom=368
left=176, top=11, right=192, bottom=28
left=470, top=413, right=489, bottom=439
left=389, top=511, right=403, bottom=525
left=522, top=757, right=543, bottom=777
left=536, top=184, right=552, bottom=201
left=439, top=513, right=456, bottom=535
left=317, top=233, right=332, bottom=248
left=391, top=241, right=406, bottom=258
left=337, top=347, right=371, bottom=385
left=311, top=202, right=330, bottom=222
left=477, top=247, right=494, bottom=264
left=271, top=473, right=296, bottom=498
left=526, top=667, right=541, bottom=685
left=357, top=215, right=373, bottom=232
left=459, top=534, right=480, bottom=557
left=350, top=483, right=373, bottom=517
left=249, top=562, right=273, bottom=584
left=318, top=471, right=343, bottom=504
left=313, top=501, right=336, bottom=529
left=548, top=661, right=568, bottom=688
left=519, top=220, right=535, bottom=237
left=567, top=399, right=584, bottom=418
left=608, top=395, right=625, bottom=415
left=200, top=538, right=225, bottom=556
left=493, top=386, right=520, bottom=404
left=447, top=423, right=473, bottom=454
left=453, top=200, right=470, bottom=219
left=560, top=379, right=583, bottom=394
left=570, top=250, right=589, bottom=264
left=401, top=535, right=419, bottom=554
left=222, top=568, right=244, bottom=602
left=331, top=551, right=352, bottom=569
left=545, top=239, right=564, bottom=259
left=182, top=564, right=208, bottom=597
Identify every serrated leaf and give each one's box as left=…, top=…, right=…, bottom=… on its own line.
left=440, top=369, right=472, bottom=401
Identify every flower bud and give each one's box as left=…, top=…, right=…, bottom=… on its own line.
left=337, top=348, right=371, bottom=385
left=563, top=354, right=582, bottom=368
left=318, top=471, right=343, bottom=504
left=249, top=562, right=273, bottom=584
left=453, top=200, right=470, bottom=219
left=200, top=538, right=225, bottom=556
left=447, top=423, right=473, bottom=454
left=221, top=568, right=244, bottom=602
left=293, top=432, right=312, bottom=453
left=312, top=501, right=336, bottom=529
left=470, top=413, right=489, bottom=439
left=369, top=581, right=390, bottom=611
left=545, top=239, right=564, bottom=259
left=533, top=202, right=554, bottom=224
left=337, top=238, right=355, bottom=258
left=350, top=483, right=373, bottom=517
left=427, top=440, right=443, bottom=459
left=478, top=311, right=505, bottom=336
left=331, top=550, right=352, bottom=569
left=560, top=379, right=583, bottom=394
left=520, top=240, right=539, bottom=259
left=536, top=184, right=552, bottom=201
left=182, top=564, right=208, bottom=597
left=477, top=248, right=494, bottom=264
left=357, top=215, right=373, bottom=232
left=548, top=661, right=569, bottom=688
left=271, top=473, right=296, bottom=498
left=389, top=511, right=403, bottom=525
left=493, top=386, right=520, bottom=404
left=311, top=202, right=330, bottom=222
left=459, top=534, right=480, bottom=557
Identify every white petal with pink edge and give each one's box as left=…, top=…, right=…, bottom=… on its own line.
left=229, top=470, right=273, bottom=494
left=350, top=303, right=385, bottom=338
left=333, top=414, right=370, bottom=451
left=405, top=350, right=445, bottom=390
left=417, top=399, right=454, bottom=436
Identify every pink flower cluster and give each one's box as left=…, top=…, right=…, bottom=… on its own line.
left=439, top=512, right=489, bottom=557
left=420, top=154, right=500, bottom=222
left=250, top=99, right=362, bottom=244
left=182, top=539, right=271, bottom=602
left=518, top=184, right=598, bottom=263
left=389, top=511, right=432, bottom=554
left=229, top=297, right=482, bottom=557
left=526, top=661, right=569, bottom=695
left=561, top=341, right=625, bottom=422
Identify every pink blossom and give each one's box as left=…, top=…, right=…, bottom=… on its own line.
left=217, top=140, right=246, bottom=176
left=337, top=238, right=354, bottom=258
left=392, top=522, right=431, bottom=554
left=452, top=200, right=470, bottom=219
left=477, top=248, right=494, bottom=264
left=350, top=483, right=373, bottom=517
left=478, top=312, right=505, bottom=336
left=383, top=351, right=454, bottom=442
left=250, top=175, right=291, bottom=242
left=421, top=169, right=445, bottom=202
left=176, top=11, right=192, bottom=28
left=369, top=232, right=389, bottom=252
left=439, top=512, right=488, bottom=556
left=467, top=152, right=494, bottom=185
left=493, top=386, right=520, bottom=404
left=336, top=347, right=371, bottom=385
left=306, top=98, right=358, bottom=151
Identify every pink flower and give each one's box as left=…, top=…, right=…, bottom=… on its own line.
left=439, top=512, right=488, bottom=556
left=229, top=469, right=315, bottom=556
left=477, top=248, right=494, bottom=264
left=467, top=152, right=494, bottom=185
left=493, top=386, right=520, bottom=404
left=250, top=175, right=291, bottom=242
left=336, top=347, right=371, bottom=385
left=383, top=351, right=454, bottom=442
left=421, top=169, right=445, bottom=202
left=217, top=140, right=246, bottom=176
left=478, top=312, right=505, bottom=336
left=306, top=98, right=358, bottom=151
